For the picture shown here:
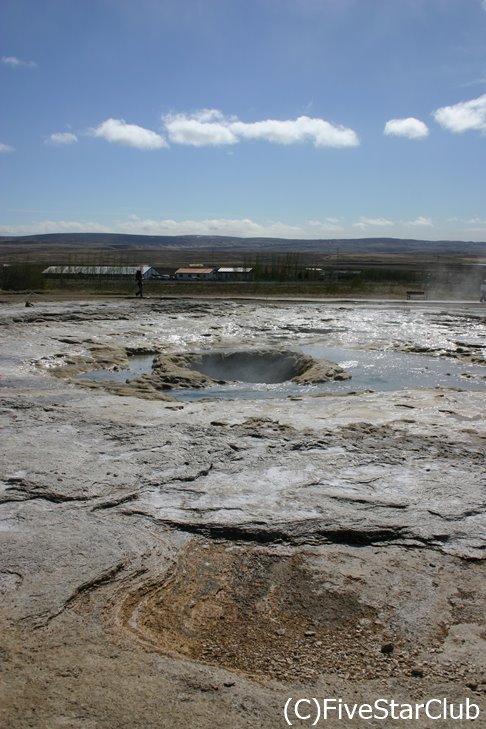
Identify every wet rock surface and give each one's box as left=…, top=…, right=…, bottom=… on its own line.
left=0, top=297, right=485, bottom=728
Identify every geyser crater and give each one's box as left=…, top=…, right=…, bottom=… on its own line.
left=187, top=349, right=313, bottom=384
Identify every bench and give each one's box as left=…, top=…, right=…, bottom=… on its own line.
left=406, top=290, right=426, bottom=300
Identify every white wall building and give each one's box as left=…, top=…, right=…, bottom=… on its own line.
left=42, top=265, right=161, bottom=279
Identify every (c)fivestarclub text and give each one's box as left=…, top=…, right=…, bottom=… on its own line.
left=283, top=697, right=480, bottom=724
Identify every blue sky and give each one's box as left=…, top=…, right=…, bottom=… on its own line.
left=1, top=0, right=486, bottom=241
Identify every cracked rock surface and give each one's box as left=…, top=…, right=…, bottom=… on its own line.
left=0, top=297, right=485, bottom=728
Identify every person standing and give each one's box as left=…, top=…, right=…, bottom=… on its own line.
left=135, top=268, right=144, bottom=298
left=480, top=279, right=486, bottom=302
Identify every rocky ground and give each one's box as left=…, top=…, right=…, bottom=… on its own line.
left=0, top=296, right=485, bottom=728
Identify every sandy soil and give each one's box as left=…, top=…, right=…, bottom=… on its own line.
left=1, top=296, right=485, bottom=728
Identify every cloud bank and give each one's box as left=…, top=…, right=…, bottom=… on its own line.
left=89, top=111, right=359, bottom=150
left=434, top=94, right=486, bottom=133
left=113, top=215, right=344, bottom=238
left=0, top=143, right=15, bottom=153
left=383, top=117, right=429, bottom=139
left=163, top=109, right=359, bottom=148
left=0, top=215, right=445, bottom=240
left=91, top=118, right=168, bottom=149
left=0, top=217, right=340, bottom=238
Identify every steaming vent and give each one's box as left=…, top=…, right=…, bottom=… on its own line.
left=188, top=350, right=308, bottom=384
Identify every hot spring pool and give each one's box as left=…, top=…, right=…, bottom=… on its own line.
left=75, top=346, right=486, bottom=400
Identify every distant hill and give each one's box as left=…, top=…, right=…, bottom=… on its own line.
left=0, top=232, right=485, bottom=257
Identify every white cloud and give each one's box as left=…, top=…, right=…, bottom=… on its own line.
left=46, top=132, right=78, bottom=145
left=353, top=217, right=395, bottom=229
left=482, top=0, right=486, bottom=11
left=0, top=143, right=14, bottom=153
left=163, top=110, right=238, bottom=147
left=406, top=216, right=433, bottom=227
left=383, top=117, right=429, bottom=139
left=86, top=110, right=358, bottom=151
left=433, top=94, right=486, bottom=133
left=1, top=55, right=36, bottom=68
left=163, top=109, right=359, bottom=148
left=91, top=118, right=168, bottom=149
left=231, top=116, right=359, bottom=147
left=352, top=216, right=436, bottom=232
